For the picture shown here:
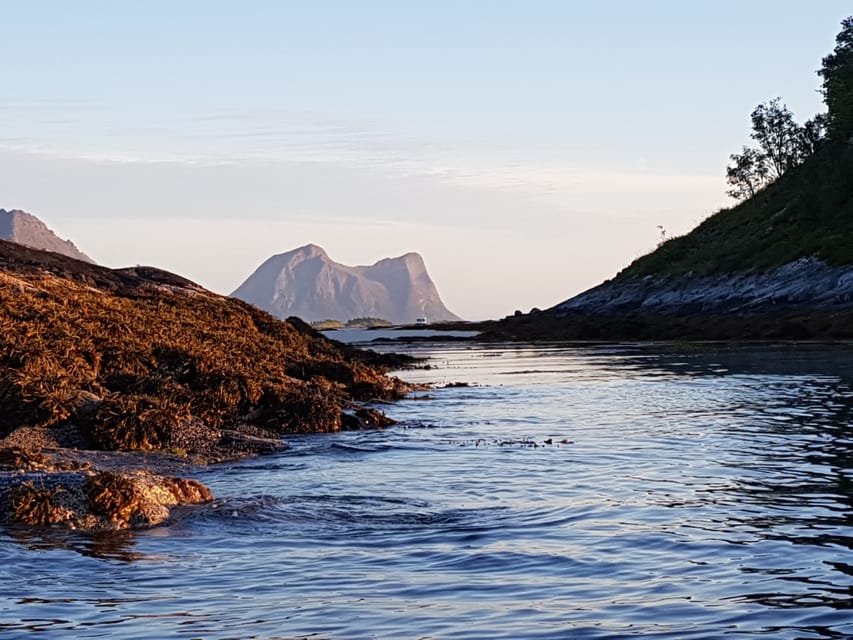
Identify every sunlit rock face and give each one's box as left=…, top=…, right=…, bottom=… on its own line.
left=0, top=209, right=93, bottom=263
left=232, top=244, right=460, bottom=324
left=0, top=464, right=213, bottom=532
left=554, top=257, right=853, bottom=316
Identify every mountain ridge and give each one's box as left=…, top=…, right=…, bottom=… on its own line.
left=231, top=244, right=460, bottom=324
left=0, top=208, right=93, bottom=263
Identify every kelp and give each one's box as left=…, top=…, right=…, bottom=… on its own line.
left=0, top=240, right=414, bottom=455
left=8, top=481, right=75, bottom=526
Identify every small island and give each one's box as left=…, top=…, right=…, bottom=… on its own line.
left=311, top=317, right=394, bottom=330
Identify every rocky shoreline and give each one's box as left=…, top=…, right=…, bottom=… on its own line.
left=0, top=446, right=213, bottom=531
left=556, top=258, right=853, bottom=316
left=439, top=258, right=853, bottom=342
left=0, top=240, right=421, bottom=531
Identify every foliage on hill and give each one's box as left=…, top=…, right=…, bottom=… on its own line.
left=724, top=99, right=825, bottom=200
left=621, top=144, right=853, bottom=278
left=820, top=16, right=853, bottom=141
left=346, top=317, right=393, bottom=328
left=0, top=240, right=414, bottom=457
left=311, top=317, right=394, bottom=330
left=621, top=16, right=853, bottom=280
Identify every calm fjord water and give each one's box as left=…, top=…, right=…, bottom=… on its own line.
left=3, top=342, right=853, bottom=639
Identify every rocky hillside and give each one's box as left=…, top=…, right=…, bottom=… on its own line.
left=475, top=17, right=853, bottom=341
left=618, top=147, right=853, bottom=280
left=558, top=257, right=853, bottom=316
left=0, top=240, right=420, bottom=530
left=0, top=208, right=93, bottom=263
left=0, top=239, right=414, bottom=458
left=552, top=143, right=853, bottom=318
left=232, top=244, right=460, bottom=324
left=476, top=143, right=853, bottom=341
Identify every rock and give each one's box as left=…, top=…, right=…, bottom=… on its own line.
left=0, top=208, right=93, bottom=263
left=0, top=236, right=421, bottom=532
left=0, top=468, right=213, bottom=531
left=340, top=407, right=395, bottom=430
left=231, top=244, right=461, bottom=324
left=0, top=239, right=418, bottom=460
left=553, top=258, right=853, bottom=316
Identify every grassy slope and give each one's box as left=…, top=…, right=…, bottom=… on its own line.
left=473, top=144, right=853, bottom=341
left=0, top=240, right=412, bottom=454
left=619, top=144, right=853, bottom=279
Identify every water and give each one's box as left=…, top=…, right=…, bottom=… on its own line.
left=320, top=328, right=481, bottom=343
left=2, top=342, right=853, bottom=639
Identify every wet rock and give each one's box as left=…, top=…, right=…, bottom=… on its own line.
left=6, top=480, right=78, bottom=526
left=217, top=425, right=288, bottom=459
left=0, top=240, right=421, bottom=532
left=0, top=446, right=89, bottom=472
left=340, top=407, right=396, bottom=430
left=0, top=239, right=416, bottom=461
left=0, top=469, right=213, bottom=531
left=556, top=257, right=853, bottom=316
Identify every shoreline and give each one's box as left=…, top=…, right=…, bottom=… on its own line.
left=0, top=240, right=424, bottom=532
left=0, top=401, right=415, bottom=531
left=413, top=310, right=853, bottom=343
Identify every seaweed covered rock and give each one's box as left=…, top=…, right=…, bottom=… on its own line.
left=0, top=240, right=416, bottom=459
left=0, top=467, right=213, bottom=531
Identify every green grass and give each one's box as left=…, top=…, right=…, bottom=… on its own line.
left=620, top=143, right=853, bottom=279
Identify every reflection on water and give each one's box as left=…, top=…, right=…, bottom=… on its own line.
left=2, top=342, right=853, bottom=639
left=5, top=529, right=152, bottom=563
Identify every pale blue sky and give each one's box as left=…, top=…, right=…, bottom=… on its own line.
left=2, top=2, right=849, bottom=318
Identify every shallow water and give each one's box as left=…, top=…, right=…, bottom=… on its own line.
left=3, top=342, right=853, bottom=639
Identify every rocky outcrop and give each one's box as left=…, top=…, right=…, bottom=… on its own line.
left=484, top=137, right=853, bottom=341
left=0, top=447, right=213, bottom=531
left=0, top=240, right=420, bottom=529
left=231, top=244, right=460, bottom=324
left=476, top=258, right=853, bottom=342
left=555, top=258, right=853, bottom=315
left=0, top=239, right=415, bottom=455
left=0, top=208, right=93, bottom=263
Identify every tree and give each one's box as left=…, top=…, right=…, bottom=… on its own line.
left=725, top=99, right=825, bottom=201
left=750, top=98, right=810, bottom=178
left=800, top=113, right=829, bottom=156
left=726, top=146, right=770, bottom=200
left=818, top=16, right=853, bottom=141
left=723, top=18, right=849, bottom=201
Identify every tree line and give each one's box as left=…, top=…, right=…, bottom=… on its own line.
left=726, top=16, right=853, bottom=200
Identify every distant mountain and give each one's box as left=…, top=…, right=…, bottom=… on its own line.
left=231, top=244, right=461, bottom=324
left=0, top=209, right=93, bottom=263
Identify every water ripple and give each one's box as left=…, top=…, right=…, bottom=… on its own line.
left=4, top=343, right=853, bottom=638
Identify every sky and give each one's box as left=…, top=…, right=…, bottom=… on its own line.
left=1, top=1, right=850, bottom=320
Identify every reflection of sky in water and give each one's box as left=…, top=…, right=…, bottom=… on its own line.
left=3, top=343, right=853, bottom=639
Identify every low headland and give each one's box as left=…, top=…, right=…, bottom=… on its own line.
left=0, top=240, right=419, bottom=530
left=447, top=123, right=853, bottom=342
left=448, top=23, right=853, bottom=343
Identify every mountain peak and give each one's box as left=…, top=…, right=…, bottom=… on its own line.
left=232, top=246, right=459, bottom=323
left=267, top=243, right=328, bottom=266
left=0, top=208, right=94, bottom=264
left=292, top=243, right=328, bottom=257
left=372, top=252, right=425, bottom=267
